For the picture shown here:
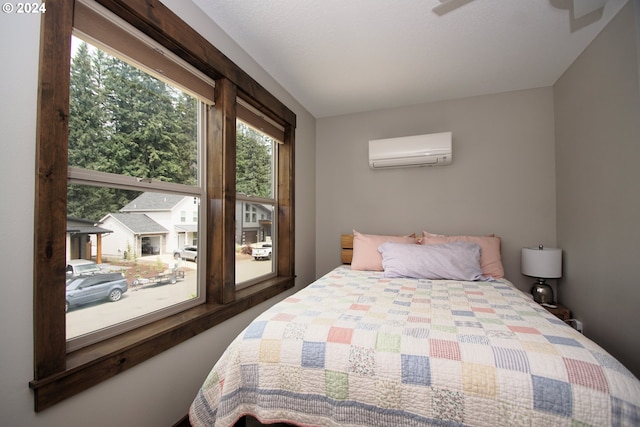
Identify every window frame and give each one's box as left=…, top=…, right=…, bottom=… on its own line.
left=30, top=0, right=296, bottom=412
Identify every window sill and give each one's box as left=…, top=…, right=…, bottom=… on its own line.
left=29, top=275, right=295, bottom=412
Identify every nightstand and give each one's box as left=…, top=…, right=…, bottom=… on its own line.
left=542, top=303, right=571, bottom=321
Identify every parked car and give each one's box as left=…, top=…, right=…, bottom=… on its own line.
left=252, top=242, right=272, bottom=261
left=173, top=245, right=197, bottom=262
left=65, top=272, right=128, bottom=312
left=66, top=259, right=101, bottom=277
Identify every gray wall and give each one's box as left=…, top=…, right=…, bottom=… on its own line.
left=555, top=0, right=640, bottom=377
left=316, top=87, right=557, bottom=292
left=0, top=0, right=316, bottom=425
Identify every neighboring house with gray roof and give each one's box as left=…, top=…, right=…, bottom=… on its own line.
left=235, top=201, right=273, bottom=246
left=99, top=191, right=272, bottom=259
left=119, top=192, right=187, bottom=212
left=100, top=192, right=198, bottom=259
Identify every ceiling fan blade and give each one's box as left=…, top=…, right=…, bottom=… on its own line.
left=573, top=0, right=607, bottom=19
left=432, top=0, right=475, bottom=16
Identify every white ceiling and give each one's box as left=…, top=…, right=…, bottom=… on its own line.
left=192, top=0, right=628, bottom=118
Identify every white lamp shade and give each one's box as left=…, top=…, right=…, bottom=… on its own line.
left=521, top=246, right=562, bottom=278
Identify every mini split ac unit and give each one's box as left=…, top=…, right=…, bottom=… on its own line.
left=368, top=132, right=452, bottom=169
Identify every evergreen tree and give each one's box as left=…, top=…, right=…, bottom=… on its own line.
left=68, top=42, right=118, bottom=220
left=68, top=42, right=104, bottom=169
left=98, top=56, right=197, bottom=184
left=236, top=122, right=273, bottom=198
left=67, top=39, right=271, bottom=220
left=67, top=40, right=200, bottom=220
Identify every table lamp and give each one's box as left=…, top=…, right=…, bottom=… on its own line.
left=521, top=245, right=562, bottom=304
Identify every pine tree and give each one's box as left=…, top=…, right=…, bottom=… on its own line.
left=236, top=122, right=273, bottom=198
left=68, top=42, right=104, bottom=169
left=68, top=42, right=119, bottom=221
left=67, top=39, right=270, bottom=220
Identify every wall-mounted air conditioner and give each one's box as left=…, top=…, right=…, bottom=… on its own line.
left=368, top=132, right=452, bottom=169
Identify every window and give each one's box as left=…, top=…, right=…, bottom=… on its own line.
left=31, top=0, right=295, bottom=411
left=66, top=31, right=206, bottom=350
left=235, top=109, right=281, bottom=287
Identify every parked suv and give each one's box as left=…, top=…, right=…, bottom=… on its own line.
left=252, top=242, right=272, bottom=261
left=173, top=245, right=197, bottom=262
left=66, top=259, right=101, bottom=276
left=65, top=272, right=128, bottom=311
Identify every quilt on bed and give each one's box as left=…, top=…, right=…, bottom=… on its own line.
left=190, top=265, right=640, bottom=427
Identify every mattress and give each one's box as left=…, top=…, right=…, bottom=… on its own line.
left=189, top=265, right=640, bottom=427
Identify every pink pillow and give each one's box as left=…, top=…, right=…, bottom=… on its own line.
left=351, top=230, right=418, bottom=271
left=421, top=231, right=504, bottom=278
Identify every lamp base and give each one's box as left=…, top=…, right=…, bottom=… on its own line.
left=531, top=279, right=554, bottom=304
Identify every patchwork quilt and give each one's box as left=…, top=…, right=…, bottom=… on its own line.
left=190, top=266, right=640, bottom=427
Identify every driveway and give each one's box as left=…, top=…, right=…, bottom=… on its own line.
left=66, top=255, right=273, bottom=339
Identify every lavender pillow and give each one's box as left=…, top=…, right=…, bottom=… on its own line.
left=378, top=241, right=485, bottom=281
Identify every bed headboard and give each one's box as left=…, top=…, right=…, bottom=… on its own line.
left=341, top=234, right=353, bottom=264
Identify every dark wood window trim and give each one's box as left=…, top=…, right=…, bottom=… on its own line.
left=30, top=0, right=295, bottom=412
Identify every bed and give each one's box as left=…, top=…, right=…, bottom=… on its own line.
left=189, top=232, right=640, bottom=427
